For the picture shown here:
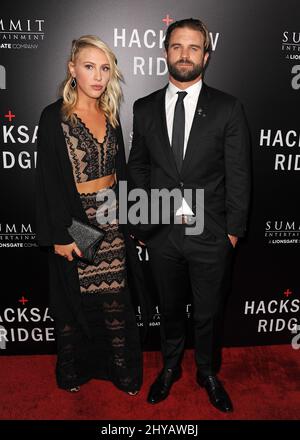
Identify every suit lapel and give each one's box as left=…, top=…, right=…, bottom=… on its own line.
left=181, top=83, right=211, bottom=177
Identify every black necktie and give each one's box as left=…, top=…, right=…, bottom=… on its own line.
left=171, top=91, right=187, bottom=172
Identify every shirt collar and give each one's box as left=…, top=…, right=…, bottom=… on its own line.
left=167, top=79, right=202, bottom=100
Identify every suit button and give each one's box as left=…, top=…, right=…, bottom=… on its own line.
left=179, top=182, right=184, bottom=188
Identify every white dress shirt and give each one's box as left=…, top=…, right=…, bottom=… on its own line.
left=165, top=79, right=202, bottom=215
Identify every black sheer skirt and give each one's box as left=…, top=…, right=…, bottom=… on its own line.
left=55, top=186, right=142, bottom=392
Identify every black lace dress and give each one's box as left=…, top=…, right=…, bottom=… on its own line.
left=54, top=114, right=142, bottom=392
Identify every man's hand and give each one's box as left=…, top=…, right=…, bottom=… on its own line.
left=228, top=234, right=238, bottom=248
left=54, top=242, right=82, bottom=261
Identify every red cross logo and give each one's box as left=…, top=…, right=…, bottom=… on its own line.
left=18, top=296, right=29, bottom=305
left=283, top=289, right=292, bottom=298
left=162, top=15, right=174, bottom=26
left=4, top=110, right=16, bottom=122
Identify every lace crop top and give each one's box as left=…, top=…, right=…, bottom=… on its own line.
left=61, top=114, right=117, bottom=183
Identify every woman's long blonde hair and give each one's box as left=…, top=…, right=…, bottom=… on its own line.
left=60, top=35, right=123, bottom=128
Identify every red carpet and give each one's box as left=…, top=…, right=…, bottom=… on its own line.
left=0, top=345, right=299, bottom=420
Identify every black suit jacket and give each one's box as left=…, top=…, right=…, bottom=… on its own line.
left=127, top=83, right=251, bottom=247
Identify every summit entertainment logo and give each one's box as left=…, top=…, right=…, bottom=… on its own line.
left=282, top=31, right=300, bottom=60
left=0, top=18, right=45, bottom=50
left=264, top=220, right=300, bottom=245
left=0, top=223, right=37, bottom=248
left=280, top=31, right=300, bottom=89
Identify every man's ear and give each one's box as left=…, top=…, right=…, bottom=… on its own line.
left=204, top=52, right=209, bottom=67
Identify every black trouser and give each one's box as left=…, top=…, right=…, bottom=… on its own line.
left=148, top=224, right=234, bottom=377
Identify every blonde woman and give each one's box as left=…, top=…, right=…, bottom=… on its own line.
left=35, top=36, right=144, bottom=395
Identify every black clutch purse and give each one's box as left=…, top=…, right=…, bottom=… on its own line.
left=67, top=218, right=105, bottom=264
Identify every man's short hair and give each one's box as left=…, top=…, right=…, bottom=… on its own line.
left=164, top=18, right=211, bottom=53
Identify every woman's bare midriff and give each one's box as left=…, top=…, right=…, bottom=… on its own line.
left=76, top=173, right=116, bottom=194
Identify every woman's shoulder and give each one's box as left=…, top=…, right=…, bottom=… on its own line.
left=39, top=97, right=63, bottom=124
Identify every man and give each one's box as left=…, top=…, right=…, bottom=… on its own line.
left=127, top=18, right=251, bottom=412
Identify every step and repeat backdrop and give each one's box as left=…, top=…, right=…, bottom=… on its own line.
left=0, top=0, right=299, bottom=354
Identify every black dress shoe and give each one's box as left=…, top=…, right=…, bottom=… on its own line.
left=197, top=373, right=233, bottom=413
left=147, top=366, right=182, bottom=404
left=68, top=386, right=80, bottom=393
left=127, top=390, right=139, bottom=396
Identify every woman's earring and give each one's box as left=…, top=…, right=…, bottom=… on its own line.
left=71, top=77, right=77, bottom=89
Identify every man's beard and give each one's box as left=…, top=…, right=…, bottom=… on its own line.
left=167, top=58, right=204, bottom=82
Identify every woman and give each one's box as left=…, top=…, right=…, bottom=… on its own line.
left=35, top=35, right=145, bottom=395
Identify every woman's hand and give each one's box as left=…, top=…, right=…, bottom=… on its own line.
left=54, top=242, right=82, bottom=261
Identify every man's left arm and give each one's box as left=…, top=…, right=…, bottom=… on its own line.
left=224, top=99, right=251, bottom=246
